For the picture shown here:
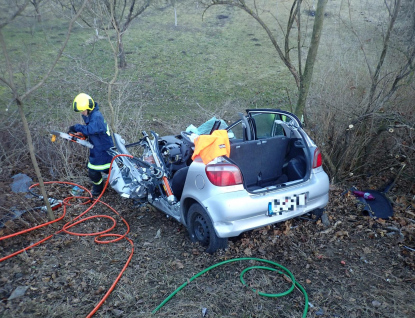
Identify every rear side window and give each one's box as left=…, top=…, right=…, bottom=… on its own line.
left=227, top=121, right=243, bottom=140
left=228, top=112, right=293, bottom=140
left=253, top=113, right=287, bottom=138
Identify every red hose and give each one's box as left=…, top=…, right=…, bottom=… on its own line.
left=0, top=154, right=135, bottom=317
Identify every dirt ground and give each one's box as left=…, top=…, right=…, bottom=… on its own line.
left=0, top=163, right=414, bottom=318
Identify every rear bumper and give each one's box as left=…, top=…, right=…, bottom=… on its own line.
left=202, top=170, right=329, bottom=238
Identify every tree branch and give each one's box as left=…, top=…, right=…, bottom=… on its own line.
left=21, top=0, right=90, bottom=101
left=0, top=0, right=30, bottom=29
left=366, top=0, right=401, bottom=113
left=205, top=0, right=300, bottom=86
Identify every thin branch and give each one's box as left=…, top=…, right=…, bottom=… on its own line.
left=366, top=0, right=402, bottom=113
left=296, top=0, right=302, bottom=77
left=107, top=0, right=121, bottom=134
left=205, top=0, right=300, bottom=86
left=21, top=0, right=90, bottom=101
left=0, top=0, right=30, bottom=29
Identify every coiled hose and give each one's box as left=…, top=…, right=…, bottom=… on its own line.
left=153, top=257, right=309, bottom=317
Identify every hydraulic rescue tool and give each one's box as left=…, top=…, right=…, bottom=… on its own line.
left=50, top=130, right=94, bottom=149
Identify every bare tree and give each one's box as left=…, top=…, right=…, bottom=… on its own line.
left=30, top=0, right=45, bottom=21
left=71, top=0, right=151, bottom=69
left=0, top=0, right=89, bottom=220
left=202, top=0, right=328, bottom=118
left=308, top=0, right=415, bottom=181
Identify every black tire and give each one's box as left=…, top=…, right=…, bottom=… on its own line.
left=187, top=203, right=228, bottom=254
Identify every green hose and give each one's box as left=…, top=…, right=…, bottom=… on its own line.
left=152, top=257, right=309, bottom=317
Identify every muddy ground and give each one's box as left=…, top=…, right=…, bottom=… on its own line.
left=0, top=164, right=414, bottom=318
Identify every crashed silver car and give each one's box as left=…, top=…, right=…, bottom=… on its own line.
left=108, top=109, right=330, bottom=253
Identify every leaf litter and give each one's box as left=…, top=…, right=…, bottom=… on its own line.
left=0, top=170, right=414, bottom=317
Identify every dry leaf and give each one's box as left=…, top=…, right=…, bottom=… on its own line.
left=376, top=218, right=386, bottom=224
left=94, top=286, right=105, bottom=295
left=396, top=196, right=407, bottom=205
left=273, top=229, right=282, bottom=236
left=244, top=248, right=252, bottom=256
left=405, top=211, right=415, bottom=218
left=363, top=247, right=371, bottom=254
left=335, top=230, right=349, bottom=238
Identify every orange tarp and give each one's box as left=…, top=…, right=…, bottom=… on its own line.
left=191, top=130, right=230, bottom=164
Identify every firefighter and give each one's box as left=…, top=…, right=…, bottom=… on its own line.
left=68, top=93, right=114, bottom=196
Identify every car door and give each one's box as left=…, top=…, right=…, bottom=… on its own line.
left=227, top=109, right=301, bottom=141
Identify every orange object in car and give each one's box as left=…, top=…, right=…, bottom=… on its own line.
left=192, top=130, right=230, bottom=164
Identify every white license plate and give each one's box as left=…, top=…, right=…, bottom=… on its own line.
left=272, top=193, right=307, bottom=214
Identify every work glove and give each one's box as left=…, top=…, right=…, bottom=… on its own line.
left=68, top=126, right=77, bottom=133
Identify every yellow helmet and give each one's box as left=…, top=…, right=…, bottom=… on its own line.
left=73, top=93, right=95, bottom=112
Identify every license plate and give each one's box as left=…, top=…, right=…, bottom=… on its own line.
left=272, top=193, right=307, bottom=214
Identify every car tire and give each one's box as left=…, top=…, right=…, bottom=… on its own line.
left=187, top=203, right=228, bottom=254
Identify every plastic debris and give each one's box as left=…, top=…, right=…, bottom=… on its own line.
left=186, top=117, right=228, bottom=135
left=11, top=174, right=32, bottom=193
left=8, top=286, right=29, bottom=300
left=185, top=124, right=199, bottom=134
left=71, top=186, right=84, bottom=196
left=202, top=308, right=208, bottom=317
left=315, top=308, right=324, bottom=315
left=352, top=190, right=375, bottom=200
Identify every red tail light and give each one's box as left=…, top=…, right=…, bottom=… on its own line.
left=206, top=164, right=243, bottom=186
left=312, top=148, right=322, bottom=169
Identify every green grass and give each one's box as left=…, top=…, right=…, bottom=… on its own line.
left=0, top=0, right=408, bottom=129
left=0, top=1, right=298, bottom=127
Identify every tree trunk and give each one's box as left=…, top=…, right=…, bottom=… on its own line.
left=295, top=0, right=328, bottom=118
left=118, top=34, right=126, bottom=68
left=17, top=100, right=55, bottom=221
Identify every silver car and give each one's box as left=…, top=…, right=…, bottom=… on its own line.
left=109, top=109, right=329, bottom=253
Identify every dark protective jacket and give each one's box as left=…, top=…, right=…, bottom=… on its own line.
left=73, top=104, right=114, bottom=170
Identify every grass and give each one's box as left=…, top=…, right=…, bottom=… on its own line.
left=1, top=1, right=298, bottom=127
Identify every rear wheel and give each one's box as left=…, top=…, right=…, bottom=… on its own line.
left=187, top=203, right=228, bottom=254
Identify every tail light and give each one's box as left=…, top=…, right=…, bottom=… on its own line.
left=312, top=148, right=322, bottom=169
left=206, top=163, right=243, bottom=186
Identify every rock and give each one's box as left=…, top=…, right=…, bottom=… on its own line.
left=321, top=213, right=330, bottom=227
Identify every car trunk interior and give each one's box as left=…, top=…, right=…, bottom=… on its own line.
left=229, top=136, right=308, bottom=192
